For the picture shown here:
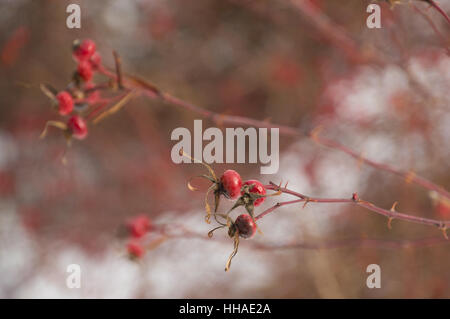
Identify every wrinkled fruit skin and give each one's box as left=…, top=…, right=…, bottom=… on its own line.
left=67, top=115, right=88, bottom=140
left=73, top=39, right=96, bottom=61
left=127, top=215, right=152, bottom=238
left=242, top=179, right=266, bottom=206
left=77, top=60, right=93, bottom=82
left=220, top=170, right=242, bottom=199
left=56, top=91, right=73, bottom=115
left=235, top=214, right=257, bottom=239
left=127, top=241, right=145, bottom=259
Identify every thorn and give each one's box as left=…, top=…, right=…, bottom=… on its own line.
left=387, top=217, right=393, bottom=230
left=356, top=151, right=366, bottom=170
left=405, top=170, right=416, bottom=184
left=310, top=125, right=323, bottom=142
left=390, top=201, right=399, bottom=212
left=284, top=180, right=289, bottom=189
left=215, top=113, right=226, bottom=129
left=302, top=198, right=310, bottom=209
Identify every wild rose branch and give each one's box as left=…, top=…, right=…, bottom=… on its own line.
left=39, top=0, right=450, bottom=270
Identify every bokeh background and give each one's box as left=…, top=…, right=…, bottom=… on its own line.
left=0, top=0, right=449, bottom=298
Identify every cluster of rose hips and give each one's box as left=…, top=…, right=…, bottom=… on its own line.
left=182, top=150, right=279, bottom=271
left=40, top=39, right=107, bottom=144
left=119, top=215, right=153, bottom=260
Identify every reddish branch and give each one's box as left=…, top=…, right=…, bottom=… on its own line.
left=254, top=182, right=450, bottom=238
left=290, top=0, right=379, bottom=65
left=412, top=4, right=450, bottom=54
left=426, top=0, right=450, bottom=26
left=151, top=223, right=449, bottom=250
left=96, top=63, right=450, bottom=202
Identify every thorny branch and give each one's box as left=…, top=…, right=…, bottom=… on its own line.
left=255, top=182, right=450, bottom=239
left=95, top=63, right=450, bottom=202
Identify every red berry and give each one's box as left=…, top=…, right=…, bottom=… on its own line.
left=242, top=180, right=266, bottom=206
left=127, top=241, right=145, bottom=259
left=235, top=214, right=257, bottom=239
left=220, top=170, right=242, bottom=199
left=127, top=215, right=152, bottom=239
left=56, top=91, right=73, bottom=115
left=77, top=60, right=93, bottom=82
left=67, top=115, right=88, bottom=140
left=73, top=39, right=96, bottom=61
left=89, top=52, right=102, bottom=69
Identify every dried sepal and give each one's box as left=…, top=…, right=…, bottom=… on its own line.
left=208, top=225, right=225, bottom=238
left=40, top=83, right=58, bottom=103
left=39, top=121, right=68, bottom=139
left=92, top=90, right=136, bottom=124
left=187, top=180, right=199, bottom=192
left=179, top=148, right=217, bottom=180
left=225, top=232, right=240, bottom=272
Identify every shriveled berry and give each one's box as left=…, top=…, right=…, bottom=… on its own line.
left=220, top=170, right=242, bottom=199
left=73, top=39, right=96, bottom=61
left=235, top=214, right=257, bottom=239
left=56, top=91, right=73, bottom=115
left=242, top=180, right=266, bottom=206
left=77, top=60, right=93, bottom=82
left=127, top=215, right=152, bottom=239
left=67, top=115, right=88, bottom=140
left=127, top=241, right=145, bottom=259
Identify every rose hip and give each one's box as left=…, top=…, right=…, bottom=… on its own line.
left=220, top=170, right=242, bottom=199
left=73, top=39, right=96, bottom=61
left=77, top=60, right=93, bottom=82
left=67, top=115, right=88, bottom=140
left=127, top=241, right=145, bottom=259
left=127, top=215, right=152, bottom=238
left=242, top=180, right=266, bottom=206
left=234, top=214, right=257, bottom=239
left=56, top=91, right=73, bottom=115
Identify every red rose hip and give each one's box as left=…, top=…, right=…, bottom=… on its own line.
left=56, top=91, right=73, bottom=115
left=235, top=214, right=257, bottom=239
left=242, top=180, right=266, bottom=206
left=127, top=215, right=152, bottom=239
left=127, top=241, right=145, bottom=259
left=73, top=39, right=96, bottom=61
left=77, top=60, right=93, bottom=82
left=220, top=170, right=242, bottom=199
left=67, top=115, right=88, bottom=140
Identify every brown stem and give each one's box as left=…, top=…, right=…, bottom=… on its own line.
left=113, top=50, right=124, bottom=89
